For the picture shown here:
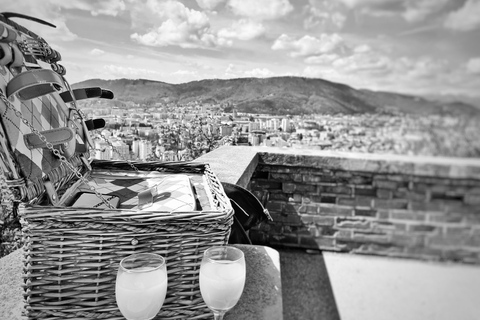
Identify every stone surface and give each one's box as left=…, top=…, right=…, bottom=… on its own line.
left=227, top=245, right=283, bottom=320
left=0, top=245, right=282, bottom=320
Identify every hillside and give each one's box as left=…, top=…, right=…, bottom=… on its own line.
left=72, top=77, right=480, bottom=116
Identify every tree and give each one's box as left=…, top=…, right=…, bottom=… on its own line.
left=157, top=116, right=230, bottom=161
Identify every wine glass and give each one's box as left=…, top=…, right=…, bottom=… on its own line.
left=199, top=246, right=246, bottom=320
left=116, top=253, right=168, bottom=320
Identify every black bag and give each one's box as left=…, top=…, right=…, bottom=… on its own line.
left=222, top=182, right=272, bottom=244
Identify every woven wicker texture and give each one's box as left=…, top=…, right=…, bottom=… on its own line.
left=21, top=161, right=234, bottom=319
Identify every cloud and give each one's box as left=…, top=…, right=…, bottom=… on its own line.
left=51, top=0, right=126, bottom=16
left=196, top=0, right=226, bottom=11
left=304, top=54, right=340, bottom=64
left=466, top=57, right=480, bottom=74
left=224, top=64, right=275, bottom=78
left=402, top=0, right=450, bottom=22
left=303, top=1, right=346, bottom=30
left=103, top=64, right=162, bottom=78
left=338, top=0, right=449, bottom=23
left=444, top=0, right=480, bottom=31
left=227, top=0, right=294, bottom=20
left=90, top=48, right=105, bottom=56
left=272, top=33, right=344, bottom=57
left=244, top=68, right=275, bottom=77
left=217, top=19, right=266, bottom=40
left=129, top=1, right=220, bottom=48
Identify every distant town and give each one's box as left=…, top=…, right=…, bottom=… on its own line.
left=79, top=98, right=480, bottom=162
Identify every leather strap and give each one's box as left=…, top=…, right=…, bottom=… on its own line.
left=6, top=69, right=64, bottom=100
left=84, top=118, right=106, bottom=131
left=9, top=43, right=23, bottom=67
left=24, top=127, right=75, bottom=149
left=0, top=23, right=17, bottom=42
left=60, top=87, right=114, bottom=103
left=0, top=43, right=12, bottom=66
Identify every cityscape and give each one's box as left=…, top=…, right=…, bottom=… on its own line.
left=80, top=98, right=480, bottom=163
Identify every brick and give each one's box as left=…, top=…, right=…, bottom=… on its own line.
left=313, top=216, right=335, bottom=226
left=303, top=175, right=335, bottom=183
left=284, top=203, right=305, bottom=214
left=374, top=180, right=399, bottom=190
left=270, top=172, right=292, bottom=181
left=282, top=182, right=296, bottom=193
left=376, top=189, right=392, bottom=199
left=318, top=226, right=337, bottom=236
left=464, top=193, right=480, bottom=206
left=318, top=204, right=353, bottom=216
left=335, top=171, right=353, bottom=178
left=348, top=176, right=373, bottom=185
left=445, top=226, right=471, bottom=236
left=403, top=191, right=427, bottom=202
left=320, top=195, right=337, bottom=204
left=336, top=218, right=371, bottom=230
left=334, top=229, right=353, bottom=240
left=300, top=215, right=316, bottom=224
left=411, top=183, right=429, bottom=193
left=428, top=234, right=468, bottom=247
left=465, top=234, right=480, bottom=247
left=320, top=185, right=352, bottom=195
left=409, top=224, right=437, bottom=233
left=377, top=210, right=390, bottom=220
left=338, top=196, right=374, bottom=207
left=409, top=201, right=444, bottom=212
left=374, top=199, right=408, bottom=210
left=252, top=179, right=282, bottom=190
left=268, top=192, right=289, bottom=201
left=428, top=212, right=464, bottom=224
left=266, top=201, right=284, bottom=213
left=292, top=193, right=303, bottom=202
left=354, top=208, right=377, bottom=217
left=390, top=233, right=418, bottom=247
left=464, top=214, right=480, bottom=224
left=292, top=174, right=303, bottom=182
left=444, top=202, right=479, bottom=214
left=353, top=231, right=390, bottom=244
left=295, top=184, right=318, bottom=193
left=373, top=221, right=408, bottom=232
left=354, top=187, right=377, bottom=196
left=390, top=210, right=426, bottom=221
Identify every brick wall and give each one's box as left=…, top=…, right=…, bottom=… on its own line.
left=249, top=151, right=480, bottom=264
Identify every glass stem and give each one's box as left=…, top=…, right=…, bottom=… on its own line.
left=213, top=311, right=225, bottom=320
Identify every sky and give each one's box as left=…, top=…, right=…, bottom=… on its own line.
left=3, top=0, right=480, bottom=98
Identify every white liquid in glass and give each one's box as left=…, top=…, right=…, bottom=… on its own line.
left=116, top=267, right=168, bottom=320
left=199, top=260, right=246, bottom=311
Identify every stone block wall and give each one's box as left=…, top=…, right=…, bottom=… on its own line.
left=249, top=151, right=480, bottom=264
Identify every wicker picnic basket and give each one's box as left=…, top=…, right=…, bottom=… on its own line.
left=21, top=161, right=234, bottom=320
left=0, top=12, right=234, bottom=320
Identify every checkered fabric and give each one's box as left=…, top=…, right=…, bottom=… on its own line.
left=77, top=174, right=197, bottom=211
left=0, top=19, right=87, bottom=183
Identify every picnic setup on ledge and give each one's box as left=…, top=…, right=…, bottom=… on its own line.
left=0, top=12, right=277, bottom=320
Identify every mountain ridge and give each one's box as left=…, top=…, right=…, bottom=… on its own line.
left=72, top=76, right=480, bottom=116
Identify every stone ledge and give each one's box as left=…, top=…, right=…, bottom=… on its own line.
left=198, top=146, right=480, bottom=180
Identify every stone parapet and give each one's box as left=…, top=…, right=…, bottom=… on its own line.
left=198, top=146, right=480, bottom=264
